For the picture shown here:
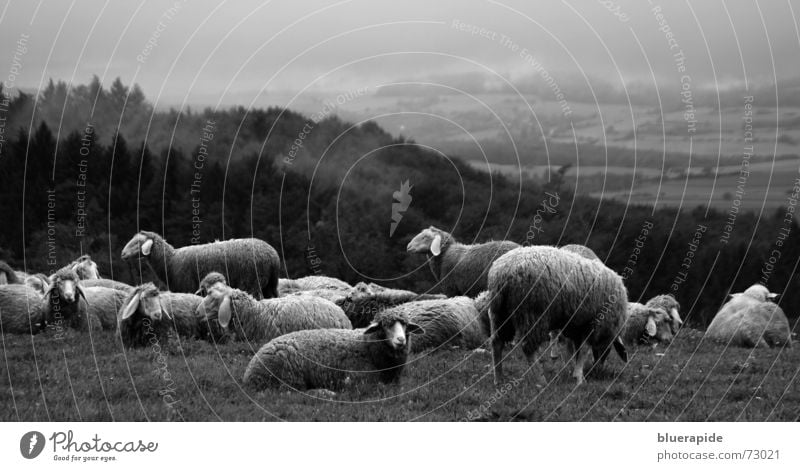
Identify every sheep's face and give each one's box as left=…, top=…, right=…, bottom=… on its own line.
left=196, top=288, right=235, bottom=342
left=121, top=233, right=154, bottom=260
left=72, top=256, right=100, bottom=280
left=365, top=317, right=424, bottom=352
left=120, top=285, right=169, bottom=323
left=49, top=271, right=85, bottom=305
left=406, top=227, right=448, bottom=256
left=741, top=284, right=778, bottom=302
left=645, top=308, right=674, bottom=343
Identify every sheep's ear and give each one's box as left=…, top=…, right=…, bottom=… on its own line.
left=218, top=295, right=232, bottom=328
left=768, top=292, right=779, bottom=300
left=430, top=234, right=442, bottom=256
left=645, top=317, right=657, bottom=336
left=364, top=321, right=381, bottom=335
left=141, top=238, right=154, bottom=256
left=158, top=299, right=172, bottom=320
left=120, top=292, right=141, bottom=320
left=406, top=322, right=424, bottom=335
left=76, top=285, right=88, bottom=306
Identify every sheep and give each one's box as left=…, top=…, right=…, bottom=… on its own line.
left=197, top=284, right=352, bottom=344
left=620, top=303, right=674, bottom=347
left=0, top=261, right=21, bottom=285
left=335, top=282, right=446, bottom=328
left=120, top=231, right=280, bottom=299
left=645, top=294, right=682, bottom=334
left=118, top=283, right=204, bottom=348
left=43, top=267, right=125, bottom=331
left=277, top=276, right=352, bottom=295
left=0, top=284, right=47, bottom=334
left=406, top=226, right=520, bottom=297
left=242, top=309, right=423, bottom=390
left=24, top=273, right=50, bottom=295
left=487, top=246, right=628, bottom=386
left=705, top=285, right=792, bottom=348
left=67, top=255, right=100, bottom=280
left=195, top=271, right=228, bottom=297
left=379, top=297, right=487, bottom=353
left=560, top=244, right=601, bottom=261
left=82, top=278, right=134, bottom=292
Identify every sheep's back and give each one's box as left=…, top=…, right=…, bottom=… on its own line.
left=441, top=240, right=520, bottom=297
left=243, top=329, right=371, bottom=390
left=389, top=298, right=486, bottom=353
left=160, top=292, right=204, bottom=337
left=79, top=287, right=128, bottom=331
left=708, top=297, right=791, bottom=348
left=247, top=295, right=352, bottom=343
left=0, top=284, right=46, bottom=334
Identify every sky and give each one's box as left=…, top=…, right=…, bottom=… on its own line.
left=1, top=0, right=799, bottom=107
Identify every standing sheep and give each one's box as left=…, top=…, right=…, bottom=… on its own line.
left=118, top=283, right=204, bottom=348
left=242, top=309, right=423, bottom=390
left=197, top=285, right=352, bottom=344
left=0, top=284, right=47, bottom=334
left=381, top=297, right=487, bottom=353
left=705, top=284, right=792, bottom=348
left=406, top=226, right=520, bottom=297
left=120, top=231, right=280, bottom=299
left=43, top=268, right=125, bottom=331
left=488, top=246, right=628, bottom=386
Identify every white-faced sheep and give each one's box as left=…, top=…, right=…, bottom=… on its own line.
left=0, top=284, right=47, bottom=334
left=43, top=268, right=125, bottom=331
left=380, top=297, right=487, bottom=353
left=118, top=283, right=204, bottom=348
left=120, top=231, right=280, bottom=299
left=488, top=246, right=628, bottom=386
left=621, top=303, right=674, bottom=347
left=242, top=309, right=423, bottom=390
left=277, top=275, right=352, bottom=295
left=705, top=284, right=792, bottom=348
left=197, top=285, right=352, bottom=344
left=406, top=226, right=520, bottom=297
left=644, top=294, right=682, bottom=334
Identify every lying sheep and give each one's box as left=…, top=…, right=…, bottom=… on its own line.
left=406, top=226, right=520, bottom=297
left=380, top=297, right=487, bottom=353
left=118, top=283, right=204, bottom=348
left=242, top=309, right=423, bottom=390
left=560, top=244, right=601, bottom=261
left=278, top=276, right=352, bottom=295
left=621, top=303, right=674, bottom=347
left=705, top=284, right=792, bottom=348
left=121, top=231, right=280, bottom=299
left=0, top=284, right=47, bottom=334
left=24, top=273, right=50, bottom=295
left=43, top=268, right=125, bottom=331
left=68, top=255, right=100, bottom=280
left=82, top=278, right=134, bottom=292
left=195, top=271, right=228, bottom=297
left=197, top=285, right=352, bottom=344
left=645, top=294, right=682, bottom=334
left=0, top=261, right=21, bottom=285
left=488, top=246, right=628, bottom=386
left=337, top=282, right=445, bottom=328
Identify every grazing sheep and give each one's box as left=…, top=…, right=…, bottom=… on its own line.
left=197, top=285, right=352, bottom=344
left=621, top=303, right=674, bottom=347
left=406, top=226, right=520, bottom=297
left=195, top=271, right=228, bottom=297
left=43, top=268, right=125, bottom=331
left=380, top=297, right=487, bottom=353
left=0, top=261, right=21, bottom=285
left=560, top=244, right=601, bottom=261
left=82, top=278, right=134, bottom=292
left=118, top=283, right=204, bottom=348
left=706, top=285, right=792, bottom=348
left=337, top=282, right=446, bottom=328
left=278, top=276, right=353, bottom=295
left=242, top=309, right=423, bottom=390
left=488, top=246, right=628, bottom=386
left=24, top=273, right=50, bottom=295
left=68, top=255, right=100, bottom=280
left=0, top=284, right=47, bottom=334
left=645, top=294, right=682, bottom=334
left=120, top=231, right=280, bottom=299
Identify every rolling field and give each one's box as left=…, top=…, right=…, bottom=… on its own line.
left=1, top=328, right=798, bottom=421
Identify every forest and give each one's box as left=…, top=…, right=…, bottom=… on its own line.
left=0, top=77, right=798, bottom=328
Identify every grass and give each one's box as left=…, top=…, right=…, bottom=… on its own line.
left=1, top=328, right=798, bottom=421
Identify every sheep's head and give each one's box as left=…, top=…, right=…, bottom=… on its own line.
left=24, top=274, right=50, bottom=295
left=647, top=294, right=682, bottom=334
left=120, top=283, right=170, bottom=323
left=47, top=267, right=86, bottom=306
left=739, top=284, right=778, bottom=302
left=195, top=271, right=227, bottom=297
left=70, top=255, right=100, bottom=280
left=642, top=307, right=674, bottom=344
left=406, top=226, right=452, bottom=257
left=121, top=232, right=155, bottom=260
left=196, top=285, right=237, bottom=342
left=364, top=310, right=423, bottom=352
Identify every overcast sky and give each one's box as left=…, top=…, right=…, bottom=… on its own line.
left=1, top=0, right=798, bottom=107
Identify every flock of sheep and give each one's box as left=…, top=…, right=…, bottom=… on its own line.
left=0, top=226, right=795, bottom=395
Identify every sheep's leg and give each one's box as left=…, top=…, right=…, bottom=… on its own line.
left=548, top=331, right=560, bottom=360
left=524, top=348, right=546, bottom=387
left=573, top=344, right=592, bottom=385
left=491, top=335, right=506, bottom=386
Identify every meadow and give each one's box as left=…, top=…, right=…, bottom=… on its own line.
left=2, top=327, right=797, bottom=421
